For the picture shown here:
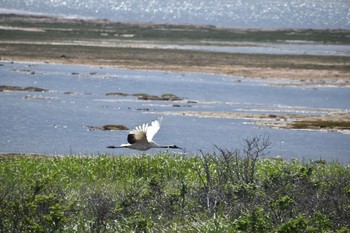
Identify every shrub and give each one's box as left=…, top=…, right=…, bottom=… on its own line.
left=0, top=136, right=349, bottom=232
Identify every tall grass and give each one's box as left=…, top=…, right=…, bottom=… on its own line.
left=0, top=137, right=349, bottom=232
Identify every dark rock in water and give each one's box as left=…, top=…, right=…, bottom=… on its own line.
left=135, top=108, right=150, bottom=111
left=84, top=124, right=129, bottom=131
left=102, top=125, right=129, bottom=131
left=172, top=104, right=192, bottom=107
left=64, top=91, right=92, bottom=96
left=132, top=93, right=160, bottom=100
left=0, top=85, right=48, bottom=92
left=64, top=91, right=76, bottom=95
left=132, top=93, right=184, bottom=101
left=106, top=92, right=129, bottom=96
left=106, top=92, right=185, bottom=101
left=23, top=86, right=48, bottom=92
left=160, top=93, right=183, bottom=101
left=0, top=85, right=22, bottom=92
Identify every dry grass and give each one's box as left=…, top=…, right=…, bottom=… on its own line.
left=291, top=121, right=350, bottom=130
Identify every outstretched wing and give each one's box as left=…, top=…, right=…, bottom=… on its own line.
left=127, top=117, right=162, bottom=143
left=146, top=117, right=162, bottom=142
left=128, top=123, right=148, bottom=144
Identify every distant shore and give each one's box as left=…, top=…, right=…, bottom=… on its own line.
left=1, top=13, right=350, bottom=86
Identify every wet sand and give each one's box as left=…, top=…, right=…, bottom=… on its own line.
left=2, top=43, right=349, bottom=87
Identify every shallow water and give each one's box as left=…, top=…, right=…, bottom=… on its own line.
left=0, top=61, right=349, bottom=162
left=1, top=0, right=349, bottom=29
left=97, top=40, right=350, bottom=57
left=164, top=42, right=350, bottom=57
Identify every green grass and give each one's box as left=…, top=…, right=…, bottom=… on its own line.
left=1, top=138, right=349, bottom=232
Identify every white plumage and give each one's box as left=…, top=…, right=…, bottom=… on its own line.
left=107, top=117, right=182, bottom=151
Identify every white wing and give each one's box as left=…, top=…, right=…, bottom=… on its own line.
left=146, top=117, right=162, bottom=142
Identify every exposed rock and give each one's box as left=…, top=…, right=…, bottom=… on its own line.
left=172, top=104, right=192, bottom=107
left=106, top=92, right=185, bottom=101
left=0, top=85, right=22, bottom=92
left=0, top=85, right=48, bottom=92
left=23, top=86, right=48, bottom=92
left=106, top=92, right=129, bottom=96
left=64, top=91, right=91, bottom=96
left=135, top=108, right=150, bottom=111
left=102, top=125, right=129, bottom=131
left=132, top=93, right=184, bottom=101
left=161, top=93, right=183, bottom=101
left=84, top=124, right=129, bottom=131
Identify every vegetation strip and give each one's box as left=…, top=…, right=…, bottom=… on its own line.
left=0, top=85, right=48, bottom=92
left=291, top=121, right=350, bottom=130
left=1, top=14, right=349, bottom=84
left=159, top=111, right=350, bottom=133
left=0, top=136, right=349, bottom=232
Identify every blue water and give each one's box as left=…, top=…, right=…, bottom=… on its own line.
left=1, top=61, right=349, bottom=162
left=1, top=0, right=349, bottom=29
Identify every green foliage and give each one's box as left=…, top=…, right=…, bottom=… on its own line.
left=0, top=137, right=349, bottom=232
left=233, top=207, right=272, bottom=232
left=276, top=214, right=309, bottom=233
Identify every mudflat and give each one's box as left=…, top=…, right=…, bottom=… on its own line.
left=1, top=13, right=350, bottom=86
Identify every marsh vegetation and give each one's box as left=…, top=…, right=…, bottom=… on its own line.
left=1, top=136, right=349, bottom=232
left=1, top=14, right=350, bottom=82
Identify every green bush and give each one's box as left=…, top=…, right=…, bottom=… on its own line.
left=0, top=136, right=349, bottom=232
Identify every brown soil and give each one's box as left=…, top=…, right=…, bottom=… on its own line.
left=0, top=42, right=349, bottom=86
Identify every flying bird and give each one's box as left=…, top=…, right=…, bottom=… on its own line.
left=107, top=117, right=182, bottom=151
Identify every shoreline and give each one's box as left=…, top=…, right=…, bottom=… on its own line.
left=1, top=13, right=350, bottom=87
left=2, top=54, right=350, bottom=87
left=1, top=13, right=350, bottom=136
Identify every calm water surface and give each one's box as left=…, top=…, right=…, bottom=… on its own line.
left=0, top=62, right=349, bottom=162
left=1, top=0, right=349, bottom=29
